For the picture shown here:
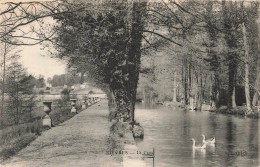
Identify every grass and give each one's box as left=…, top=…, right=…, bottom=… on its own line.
left=0, top=99, right=85, bottom=162
left=0, top=133, right=37, bottom=161
left=0, top=120, right=43, bottom=162
left=0, top=120, right=43, bottom=145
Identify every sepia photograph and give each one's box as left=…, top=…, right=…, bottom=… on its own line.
left=0, top=0, right=259, bottom=166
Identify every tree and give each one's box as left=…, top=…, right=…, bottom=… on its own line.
left=51, top=0, right=148, bottom=123
left=5, top=57, right=26, bottom=124
left=242, top=22, right=251, bottom=112
left=138, top=0, right=259, bottom=112
left=4, top=55, right=36, bottom=125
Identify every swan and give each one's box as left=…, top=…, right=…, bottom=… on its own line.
left=191, top=138, right=206, bottom=149
left=201, top=134, right=215, bottom=144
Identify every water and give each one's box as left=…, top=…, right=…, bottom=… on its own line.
left=135, top=103, right=259, bottom=167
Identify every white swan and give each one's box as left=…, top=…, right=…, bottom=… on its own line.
left=201, top=134, right=215, bottom=144
left=191, top=138, right=206, bottom=149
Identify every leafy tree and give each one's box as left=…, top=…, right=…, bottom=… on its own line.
left=4, top=56, right=36, bottom=125
left=51, top=0, right=148, bottom=122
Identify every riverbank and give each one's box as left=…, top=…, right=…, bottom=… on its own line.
left=209, top=106, right=259, bottom=118
left=164, top=101, right=259, bottom=118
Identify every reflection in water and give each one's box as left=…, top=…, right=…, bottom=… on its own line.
left=191, top=148, right=206, bottom=166
left=248, top=119, right=259, bottom=165
left=182, top=110, right=190, bottom=138
left=192, top=148, right=206, bottom=158
left=225, top=117, right=236, bottom=166
left=209, top=113, right=218, bottom=138
left=135, top=103, right=259, bottom=167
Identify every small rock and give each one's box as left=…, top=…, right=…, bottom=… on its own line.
left=133, top=125, right=144, bottom=139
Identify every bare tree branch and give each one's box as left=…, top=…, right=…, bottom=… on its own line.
left=143, top=29, right=182, bottom=47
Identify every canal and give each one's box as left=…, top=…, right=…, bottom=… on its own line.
left=135, top=103, right=259, bottom=167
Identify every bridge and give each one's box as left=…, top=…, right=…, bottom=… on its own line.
left=19, top=93, right=107, bottom=128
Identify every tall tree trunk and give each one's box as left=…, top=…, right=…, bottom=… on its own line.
left=1, top=42, right=7, bottom=116
left=252, top=35, right=260, bottom=106
left=211, top=72, right=220, bottom=108
left=252, top=66, right=260, bottom=106
left=184, top=58, right=188, bottom=105
left=80, top=71, right=85, bottom=84
left=188, top=61, right=192, bottom=104
left=232, top=87, right=237, bottom=108
left=205, top=1, right=220, bottom=109
left=227, top=57, right=238, bottom=109
left=112, top=87, right=131, bottom=122
left=209, top=75, right=213, bottom=105
left=173, top=71, right=177, bottom=102
left=222, top=0, right=238, bottom=109
left=142, top=88, right=146, bottom=103
left=200, top=70, right=203, bottom=105
left=107, top=88, right=115, bottom=108
left=109, top=1, right=147, bottom=123
left=125, top=1, right=147, bottom=123
left=242, top=22, right=252, bottom=112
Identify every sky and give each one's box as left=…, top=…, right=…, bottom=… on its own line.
left=19, top=44, right=67, bottom=79
left=0, top=1, right=67, bottom=80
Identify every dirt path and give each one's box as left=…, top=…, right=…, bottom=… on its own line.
left=2, top=100, right=122, bottom=167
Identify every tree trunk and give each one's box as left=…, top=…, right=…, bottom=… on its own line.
left=142, top=88, right=146, bottom=103
left=188, top=61, right=192, bottom=104
left=242, top=22, right=252, bottom=111
left=1, top=42, right=7, bottom=116
left=211, top=72, right=220, bottom=108
left=108, top=1, right=147, bottom=123
left=173, top=71, right=177, bottom=102
left=222, top=0, right=238, bottom=109
left=184, top=57, right=188, bottom=105
left=126, top=1, right=147, bottom=123
left=252, top=72, right=259, bottom=106
left=210, top=75, right=213, bottom=106
left=80, top=71, right=85, bottom=84
left=200, top=70, right=203, bottom=106
left=252, top=37, right=260, bottom=106
left=107, top=88, right=116, bottom=109
left=228, top=57, right=237, bottom=109
left=205, top=1, right=220, bottom=109
left=112, top=87, right=131, bottom=122
left=232, top=86, right=237, bottom=108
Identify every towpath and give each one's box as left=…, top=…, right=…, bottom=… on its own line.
left=2, top=100, right=122, bottom=167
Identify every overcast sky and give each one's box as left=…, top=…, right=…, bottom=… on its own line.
left=19, top=44, right=66, bottom=79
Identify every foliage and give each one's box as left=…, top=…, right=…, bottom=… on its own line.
left=29, top=75, right=46, bottom=88
left=0, top=0, right=259, bottom=122
left=137, top=1, right=259, bottom=113
left=50, top=1, right=148, bottom=122
left=61, top=88, right=70, bottom=101
left=0, top=55, right=38, bottom=126
left=47, top=73, right=82, bottom=87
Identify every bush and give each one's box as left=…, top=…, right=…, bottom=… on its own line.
left=75, top=100, right=82, bottom=110
left=88, top=90, right=94, bottom=94
left=61, top=88, right=70, bottom=101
